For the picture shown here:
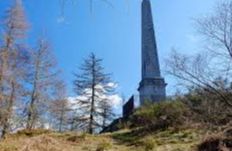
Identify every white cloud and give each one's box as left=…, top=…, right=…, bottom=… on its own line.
left=107, top=94, right=122, bottom=108
left=67, top=94, right=122, bottom=109
left=107, top=82, right=118, bottom=88
left=67, top=83, right=122, bottom=110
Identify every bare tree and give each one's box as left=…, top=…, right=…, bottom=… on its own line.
left=184, top=78, right=232, bottom=126
left=0, top=0, right=28, bottom=138
left=73, top=53, right=115, bottom=134
left=50, top=81, right=70, bottom=132
left=26, top=38, right=60, bottom=129
left=165, top=49, right=232, bottom=127
left=166, top=0, right=232, bottom=107
left=166, top=50, right=232, bottom=107
left=197, top=1, right=232, bottom=61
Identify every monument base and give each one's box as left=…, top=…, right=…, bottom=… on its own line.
left=138, top=77, right=167, bottom=105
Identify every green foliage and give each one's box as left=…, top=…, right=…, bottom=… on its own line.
left=142, top=137, right=156, bottom=151
left=116, top=120, right=132, bottom=130
left=131, top=101, right=189, bottom=130
left=184, top=89, right=232, bottom=126
left=112, top=128, right=201, bottom=151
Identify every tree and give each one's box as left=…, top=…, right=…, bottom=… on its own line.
left=165, top=0, right=232, bottom=127
left=49, top=81, right=70, bottom=132
left=197, top=1, right=232, bottom=62
left=166, top=50, right=232, bottom=107
left=183, top=79, right=232, bottom=126
left=99, top=97, right=115, bottom=129
left=0, top=0, right=28, bottom=138
left=73, top=53, right=115, bottom=134
left=166, top=1, right=232, bottom=107
left=26, top=38, right=60, bottom=129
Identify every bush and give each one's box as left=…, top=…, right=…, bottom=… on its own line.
left=197, top=134, right=232, bottom=151
left=131, top=101, right=190, bottom=130
left=184, top=89, right=232, bottom=127
left=96, top=142, right=112, bottom=151
left=142, top=137, right=156, bottom=151
left=66, top=133, right=87, bottom=142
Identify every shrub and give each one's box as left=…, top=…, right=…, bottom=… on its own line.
left=142, top=137, right=156, bottom=151
left=66, top=133, right=87, bottom=142
left=197, top=134, right=232, bottom=151
left=184, top=89, right=232, bottom=127
left=131, top=101, right=189, bottom=130
left=96, top=142, right=112, bottom=151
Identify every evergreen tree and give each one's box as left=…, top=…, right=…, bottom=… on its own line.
left=73, top=53, right=115, bottom=134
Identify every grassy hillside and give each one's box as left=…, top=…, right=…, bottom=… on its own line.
left=0, top=101, right=231, bottom=151
left=0, top=128, right=205, bottom=151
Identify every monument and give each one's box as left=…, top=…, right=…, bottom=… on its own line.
left=138, top=0, right=167, bottom=105
left=101, top=0, right=167, bottom=133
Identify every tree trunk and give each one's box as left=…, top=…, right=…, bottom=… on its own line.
left=58, top=105, right=65, bottom=132
left=89, top=60, right=95, bottom=134
left=1, top=82, right=15, bottom=139
left=89, top=84, right=95, bottom=134
left=26, top=58, right=39, bottom=130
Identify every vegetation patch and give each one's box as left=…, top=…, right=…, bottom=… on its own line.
left=96, top=141, right=112, bottom=151
left=66, top=133, right=88, bottom=143
left=130, top=101, right=191, bottom=131
left=15, top=129, right=52, bottom=137
left=198, top=134, right=232, bottom=151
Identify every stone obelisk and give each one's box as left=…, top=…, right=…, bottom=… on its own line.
left=138, top=0, right=166, bottom=105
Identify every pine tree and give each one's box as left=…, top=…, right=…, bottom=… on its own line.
left=73, top=53, right=115, bottom=134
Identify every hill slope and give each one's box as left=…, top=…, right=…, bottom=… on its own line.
left=0, top=128, right=204, bottom=151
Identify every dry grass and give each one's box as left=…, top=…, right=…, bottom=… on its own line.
left=0, top=128, right=212, bottom=151
left=0, top=130, right=135, bottom=151
left=112, top=128, right=204, bottom=151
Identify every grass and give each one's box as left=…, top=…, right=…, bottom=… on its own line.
left=112, top=127, right=205, bottom=151
left=0, top=128, right=206, bottom=151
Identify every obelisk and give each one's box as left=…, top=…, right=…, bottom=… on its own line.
left=138, top=0, right=166, bottom=105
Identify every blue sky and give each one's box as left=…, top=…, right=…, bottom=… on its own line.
left=0, top=0, right=219, bottom=99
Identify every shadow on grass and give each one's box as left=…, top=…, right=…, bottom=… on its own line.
left=111, top=126, right=200, bottom=148
left=111, top=127, right=161, bottom=146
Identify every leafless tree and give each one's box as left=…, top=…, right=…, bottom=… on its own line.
left=184, top=78, right=232, bottom=126
left=26, top=38, right=60, bottom=129
left=166, top=49, right=232, bottom=127
left=73, top=53, right=115, bottom=134
left=0, top=0, right=29, bottom=138
left=197, top=1, right=232, bottom=61
left=166, top=1, right=232, bottom=108
left=166, top=49, right=232, bottom=107
left=49, top=81, right=71, bottom=132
